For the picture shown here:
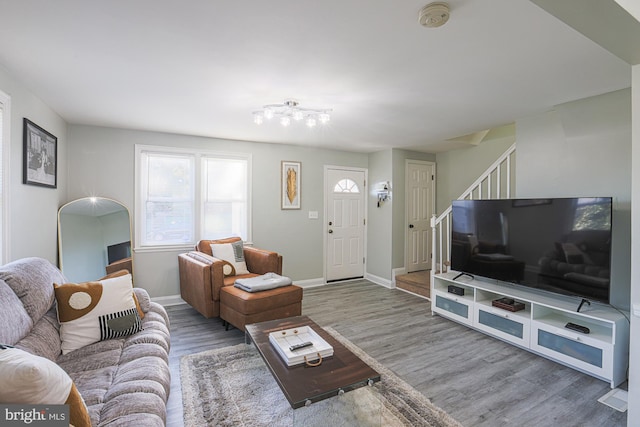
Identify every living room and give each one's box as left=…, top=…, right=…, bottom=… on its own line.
left=0, top=1, right=639, bottom=426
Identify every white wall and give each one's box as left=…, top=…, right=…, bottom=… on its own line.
left=67, top=125, right=368, bottom=297
left=516, top=88, right=632, bottom=310
left=435, top=125, right=516, bottom=215
left=0, top=65, right=67, bottom=264
left=366, top=149, right=393, bottom=280
left=365, top=148, right=436, bottom=281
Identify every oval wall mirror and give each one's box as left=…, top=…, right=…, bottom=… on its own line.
left=58, top=197, right=132, bottom=283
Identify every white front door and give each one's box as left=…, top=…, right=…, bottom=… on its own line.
left=325, top=167, right=366, bottom=282
left=406, top=160, right=435, bottom=272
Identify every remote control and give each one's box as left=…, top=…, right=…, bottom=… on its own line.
left=289, top=341, right=313, bottom=351
left=565, top=322, right=590, bottom=334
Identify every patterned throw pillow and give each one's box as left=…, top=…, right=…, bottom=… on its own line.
left=54, top=273, right=142, bottom=354
left=99, top=269, right=145, bottom=319
left=0, top=346, right=91, bottom=427
left=211, top=240, right=249, bottom=275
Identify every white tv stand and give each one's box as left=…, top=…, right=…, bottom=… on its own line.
left=431, top=272, right=629, bottom=388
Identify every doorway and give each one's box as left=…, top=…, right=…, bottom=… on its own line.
left=325, top=166, right=367, bottom=282
left=405, top=160, right=436, bottom=273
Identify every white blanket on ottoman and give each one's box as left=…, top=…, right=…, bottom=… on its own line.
left=234, top=273, right=292, bottom=293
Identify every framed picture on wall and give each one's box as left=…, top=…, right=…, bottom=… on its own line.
left=281, top=161, right=301, bottom=209
left=23, top=118, right=57, bottom=188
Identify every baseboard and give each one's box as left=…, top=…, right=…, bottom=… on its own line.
left=391, top=267, right=407, bottom=288
left=151, top=294, right=186, bottom=307
left=365, top=273, right=393, bottom=289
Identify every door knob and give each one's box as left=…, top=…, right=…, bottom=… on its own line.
left=409, top=224, right=414, bottom=228
left=328, top=229, right=333, bottom=234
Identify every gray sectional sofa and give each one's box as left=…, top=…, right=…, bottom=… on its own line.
left=0, top=257, right=171, bottom=426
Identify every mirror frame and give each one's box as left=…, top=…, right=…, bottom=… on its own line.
left=58, top=197, right=133, bottom=281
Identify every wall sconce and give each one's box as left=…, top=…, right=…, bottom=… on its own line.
left=377, top=181, right=391, bottom=207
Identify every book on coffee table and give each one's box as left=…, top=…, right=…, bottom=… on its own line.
left=269, top=325, right=334, bottom=367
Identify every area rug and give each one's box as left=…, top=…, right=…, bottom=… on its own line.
left=180, top=327, right=462, bottom=427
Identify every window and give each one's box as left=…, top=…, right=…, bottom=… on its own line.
left=0, top=90, right=10, bottom=263
left=135, top=145, right=250, bottom=248
left=333, top=178, right=360, bottom=193
left=202, top=157, right=248, bottom=239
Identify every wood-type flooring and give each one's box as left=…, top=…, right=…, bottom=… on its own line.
left=165, top=279, right=626, bottom=427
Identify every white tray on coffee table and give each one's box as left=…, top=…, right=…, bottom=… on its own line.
left=269, top=325, right=334, bottom=367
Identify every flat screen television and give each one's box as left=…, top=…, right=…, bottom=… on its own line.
left=450, top=197, right=613, bottom=304
left=107, top=241, right=131, bottom=264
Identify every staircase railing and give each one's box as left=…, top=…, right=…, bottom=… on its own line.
left=431, top=143, right=516, bottom=275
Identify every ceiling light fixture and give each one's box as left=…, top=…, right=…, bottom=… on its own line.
left=419, top=2, right=450, bottom=28
left=253, top=99, right=332, bottom=128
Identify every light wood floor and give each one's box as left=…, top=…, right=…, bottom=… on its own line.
left=165, top=280, right=626, bottom=427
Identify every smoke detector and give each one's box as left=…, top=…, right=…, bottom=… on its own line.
left=419, top=2, right=450, bottom=28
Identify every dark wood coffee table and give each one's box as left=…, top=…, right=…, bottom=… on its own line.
left=245, top=315, right=381, bottom=409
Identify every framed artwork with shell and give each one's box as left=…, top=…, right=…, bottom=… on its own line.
left=281, top=161, right=301, bottom=209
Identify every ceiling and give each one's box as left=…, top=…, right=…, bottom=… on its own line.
left=0, top=0, right=635, bottom=153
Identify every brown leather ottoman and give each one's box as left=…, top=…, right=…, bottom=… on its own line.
left=219, top=284, right=303, bottom=331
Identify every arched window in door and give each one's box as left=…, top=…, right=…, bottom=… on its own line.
left=333, top=178, right=360, bottom=193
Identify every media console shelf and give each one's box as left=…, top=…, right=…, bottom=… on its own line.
left=432, top=272, right=629, bottom=388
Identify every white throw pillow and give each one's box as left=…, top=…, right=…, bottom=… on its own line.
left=54, top=273, right=142, bottom=355
left=210, top=240, right=249, bottom=275
left=0, top=346, right=91, bottom=426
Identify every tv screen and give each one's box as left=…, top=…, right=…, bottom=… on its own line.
left=451, top=197, right=612, bottom=304
left=107, top=241, right=131, bottom=264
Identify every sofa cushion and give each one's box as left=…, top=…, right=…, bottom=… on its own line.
left=0, top=280, right=32, bottom=345
left=57, top=301, right=171, bottom=426
left=0, top=257, right=63, bottom=323
left=211, top=240, right=249, bottom=275
left=54, top=273, right=142, bottom=354
left=0, top=346, right=91, bottom=427
left=15, top=307, right=62, bottom=361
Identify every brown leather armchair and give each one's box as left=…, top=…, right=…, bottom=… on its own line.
left=178, top=237, right=283, bottom=319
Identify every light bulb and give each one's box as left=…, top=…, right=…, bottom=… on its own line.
left=253, top=113, right=264, bottom=125
left=318, top=113, right=330, bottom=124
left=280, top=116, right=291, bottom=127
left=306, top=117, right=317, bottom=128
left=292, top=110, right=304, bottom=121
left=264, top=108, right=274, bottom=120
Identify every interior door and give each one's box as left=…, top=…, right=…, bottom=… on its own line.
left=326, top=168, right=366, bottom=282
left=406, top=161, right=435, bottom=272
